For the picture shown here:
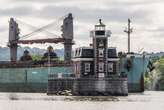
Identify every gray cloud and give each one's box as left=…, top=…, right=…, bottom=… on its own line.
left=0, top=26, right=7, bottom=32
left=11, top=0, right=68, bottom=3
left=34, top=5, right=151, bottom=24
left=148, top=27, right=164, bottom=38
left=0, top=0, right=152, bottom=25
left=147, top=27, right=164, bottom=32
left=105, top=0, right=164, bottom=6
left=0, top=5, right=151, bottom=26
left=0, top=6, right=36, bottom=17
left=10, top=0, right=164, bottom=5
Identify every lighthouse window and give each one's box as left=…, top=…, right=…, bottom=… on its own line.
left=78, top=49, right=81, bottom=56
left=75, top=49, right=78, bottom=56
left=99, top=62, right=104, bottom=72
left=108, top=63, right=113, bottom=72
left=85, top=63, right=90, bottom=72
left=98, top=73, right=105, bottom=78
left=99, top=49, right=104, bottom=57
left=99, top=40, right=104, bottom=47
left=95, top=31, right=105, bottom=35
left=78, top=48, right=82, bottom=56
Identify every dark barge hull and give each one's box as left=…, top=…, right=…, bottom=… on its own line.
left=47, top=77, right=128, bottom=96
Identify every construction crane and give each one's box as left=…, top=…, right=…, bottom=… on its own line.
left=8, top=13, right=74, bottom=63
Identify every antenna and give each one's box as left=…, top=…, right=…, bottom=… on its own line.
left=124, top=18, right=133, bottom=53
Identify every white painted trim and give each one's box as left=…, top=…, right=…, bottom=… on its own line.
left=126, top=54, right=146, bottom=58
left=72, top=58, right=93, bottom=61
left=107, top=58, right=119, bottom=61
left=108, top=62, right=113, bottom=72
left=98, top=48, right=104, bottom=57
left=108, top=47, right=116, bottom=49
left=95, top=35, right=106, bottom=38
left=98, top=73, right=105, bottom=78
left=72, top=58, right=119, bottom=61
left=99, top=62, right=104, bottom=72
left=85, top=63, right=90, bottom=72
left=74, top=47, right=92, bottom=50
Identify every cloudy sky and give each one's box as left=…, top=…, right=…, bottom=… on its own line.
left=0, top=0, right=164, bottom=53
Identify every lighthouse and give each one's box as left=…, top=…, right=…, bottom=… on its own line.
left=48, top=19, right=128, bottom=96
left=91, top=19, right=111, bottom=78
left=73, top=20, right=120, bottom=78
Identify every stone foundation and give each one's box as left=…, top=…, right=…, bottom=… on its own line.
left=47, top=77, right=128, bottom=96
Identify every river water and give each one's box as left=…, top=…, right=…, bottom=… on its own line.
left=0, top=91, right=164, bottom=110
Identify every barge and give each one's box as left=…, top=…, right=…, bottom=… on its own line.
left=0, top=13, right=154, bottom=95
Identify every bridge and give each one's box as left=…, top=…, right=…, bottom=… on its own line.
left=7, top=13, right=74, bottom=63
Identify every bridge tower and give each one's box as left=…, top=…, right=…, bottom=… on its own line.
left=8, top=18, right=19, bottom=62
left=61, top=13, right=74, bottom=63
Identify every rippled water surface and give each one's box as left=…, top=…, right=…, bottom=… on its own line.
left=0, top=91, right=164, bottom=110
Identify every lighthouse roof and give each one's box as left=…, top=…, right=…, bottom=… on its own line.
left=95, top=19, right=105, bottom=27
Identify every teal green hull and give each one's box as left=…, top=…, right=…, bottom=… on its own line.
left=0, top=67, right=72, bottom=92
left=120, top=54, right=150, bottom=92
left=0, top=54, right=150, bottom=92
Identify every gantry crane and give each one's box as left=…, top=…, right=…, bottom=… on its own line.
left=8, top=13, right=74, bottom=63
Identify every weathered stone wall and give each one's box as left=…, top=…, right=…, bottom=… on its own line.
left=47, top=77, right=128, bottom=96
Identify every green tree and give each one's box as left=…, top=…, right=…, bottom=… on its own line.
left=31, top=55, right=42, bottom=61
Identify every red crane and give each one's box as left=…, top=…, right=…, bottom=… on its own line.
left=14, top=15, right=65, bottom=44
left=17, top=38, right=64, bottom=44
left=8, top=13, right=74, bottom=62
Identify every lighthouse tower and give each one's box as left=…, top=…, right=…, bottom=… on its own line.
left=91, top=19, right=111, bottom=78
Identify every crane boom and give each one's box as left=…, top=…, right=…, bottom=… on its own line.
left=15, top=38, right=64, bottom=44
